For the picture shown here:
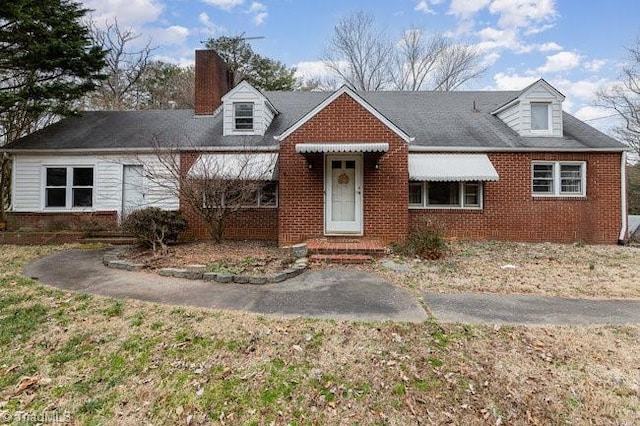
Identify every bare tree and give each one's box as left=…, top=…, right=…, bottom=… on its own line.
left=324, top=12, right=486, bottom=91
left=597, top=38, right=640, bottom=157
left=323, top=11, right=394, bottom=91
left=431, top=43, right=487, bottom=91
left=141, top=138, right=277, bottom=242
left=88, top=20, right=154, bottom=110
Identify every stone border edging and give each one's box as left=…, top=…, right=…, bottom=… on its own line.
left=101, top=244, right=309, bottom=285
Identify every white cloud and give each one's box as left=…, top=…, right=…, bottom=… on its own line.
left=537, top=51, right=581, bottom=74
left=538, top=42, right=562, bottom=52
left=489, top=0, right=557, bottom=30
left=82, top=0, right=163, bottom=27
left=493, top=72, right=538, bottom=90
left=152, top=54, right=195, bottom=67
left=584, top=59, right=606, bottom=73
left=449, top=0, right=490, bottom=18
left=202, top=0, right=244, bottom=10
left=148, top=25, right=189, bottom=45
left=246, top=2, right=267, bottom=25
left=415, top=0, right=443, bottom=14
left=481, top=52, right=501, bottom=68
left=294, top=60, right=335, bottom=81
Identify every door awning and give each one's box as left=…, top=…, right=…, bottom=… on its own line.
left=187, top=153, right=278, bottom=180
left=295, top=143, right=389, bottom=154
left=408, top=154, right=499, bottom=181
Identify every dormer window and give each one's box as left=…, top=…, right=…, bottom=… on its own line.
left=531, top=102, right=551, bottom=131
left=234, top=102, right=254, bottom=131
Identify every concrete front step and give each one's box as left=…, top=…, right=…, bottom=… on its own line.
left=309, top=254, right=373, bottom=264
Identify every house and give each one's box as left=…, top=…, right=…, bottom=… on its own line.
left=3, top=50, right=629, bottom=245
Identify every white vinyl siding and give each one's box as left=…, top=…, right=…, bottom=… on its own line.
left=11, top=154, right=179, bottom=217
left=496, top=103, right=521, bottom=133
left=532, top=161, right=586, bottom=197
left=222, top=81, right=276, bottom=136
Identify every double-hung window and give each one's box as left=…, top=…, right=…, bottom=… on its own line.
left=234, top=102, right=254, bottom=131
left=409, top=181, right=482, bottom=209
left=531, top=102, right=551, bottom=132
left=532, top=162, right=586, bottom=196
left=44, top=166, right=94, bottom=209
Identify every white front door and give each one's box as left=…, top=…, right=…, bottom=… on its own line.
left=325, top=155, right=363, bottom=235
left=122, top=165, right=145, bottom=217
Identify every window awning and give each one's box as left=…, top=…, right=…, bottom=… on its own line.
left=187, top=153, right=278, bottom=180
left=295, top=143, right=389, bottom=154
left=408, top=154, right=499, bottom=181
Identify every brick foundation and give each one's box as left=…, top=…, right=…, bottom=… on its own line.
left=6, top=211, right=118, bottom=232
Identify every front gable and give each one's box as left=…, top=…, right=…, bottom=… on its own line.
left=274, top=85, right=413, bottom=143
left=492, top=78, right=565, bottom=138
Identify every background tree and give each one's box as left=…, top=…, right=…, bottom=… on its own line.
left=0, top=0, right=107, bottom=224
left=597, top=38, right=640, bottom=157
left=205, top=36, right=297, bottom=91
left=323, top=11, right=486, bottom=91
left=88, top=20, right=154, bottom=110
left=137, top=61, right=195, bottom=109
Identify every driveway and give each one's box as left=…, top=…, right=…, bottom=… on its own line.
left=425, top=293, right=640, bottom=325
left=24, top=249, right=427, bottom=323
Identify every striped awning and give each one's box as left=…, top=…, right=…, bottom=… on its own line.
left=409, top=154, right=499, bottom=181
left=187, top=153, right=278, bottom=180
left=295, top=143, right=389, bottom=154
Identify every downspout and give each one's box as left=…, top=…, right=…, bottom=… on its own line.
left=618, top=151, right=628, bottom=245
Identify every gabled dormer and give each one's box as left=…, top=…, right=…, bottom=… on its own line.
left=221, top=80, right=278, bottom=136
left=492, top=78, right=565, bottom=137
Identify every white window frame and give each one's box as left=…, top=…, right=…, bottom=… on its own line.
left=530, top=101, right=552, bottom=134
left=42, top=166, right=95, bottom=211
left=408, top=181, right=483, bottom=210
left=203, top=181, right=278, bottom=209
left=233, top=102, right=254, bottom=132
left=531, top=161, right=586, bottom=197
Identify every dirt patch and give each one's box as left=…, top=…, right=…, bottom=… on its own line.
left=119, top=240, right=296, bottom=275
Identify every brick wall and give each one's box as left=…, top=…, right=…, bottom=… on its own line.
left=194, top=50, right=233, bottom=115
left=409, top=152, right=623, bottom=244
left=178, top=151, right=278, bottom=241
left=6, top=211, right=118, bottom=232
left=278, top=93, right=409, bottom=245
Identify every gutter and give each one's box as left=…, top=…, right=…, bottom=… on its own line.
left=3, top=145, right=281, bottom=155
left=618, top=151, right=628, bottom=245
left=407, top=146, right=629, bottom=153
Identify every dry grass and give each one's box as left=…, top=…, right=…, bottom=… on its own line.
left=0, top=244, right=638, bottom=424
left=376, top=241, right=640, bottom=299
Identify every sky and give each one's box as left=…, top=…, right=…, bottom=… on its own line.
left=80, top=0, right=640, bottom=134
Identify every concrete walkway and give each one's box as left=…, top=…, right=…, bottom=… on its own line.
left=24, top=249, right=427, bottom=323
left=425, top=293, right=640, bottom=325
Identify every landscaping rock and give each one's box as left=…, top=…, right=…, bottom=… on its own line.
left=270, top=272, right=288, bottom=283
left=215, top=273, right=233, bottom=283
left=186, top=264, right=206, bottom=273
left=202, top=272, right=218, bottom=281
left=233, top=275, right=250, bottom=284
left=159, top=268, right=178, bottom=277
left=108, top=260, right=129, bottom=270
left=294, top=257, right=308, bottom=266
left=127, top=263, right=145, bottom=272
left=171, top=269, right=188, bottom=278
left=249, top=276, right=267, bottom=285
left=291, top=243, right=308, bottom=258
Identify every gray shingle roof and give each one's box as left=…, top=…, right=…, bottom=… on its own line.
left=5, top=90, right=625, bottom=151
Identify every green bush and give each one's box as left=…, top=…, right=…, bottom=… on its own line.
left=122, top=208, right=187, bottom=253
left=394, top=220, right=448, bottom=260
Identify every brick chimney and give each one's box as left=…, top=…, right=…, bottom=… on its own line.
left=194, top=49, right=234, bottom=115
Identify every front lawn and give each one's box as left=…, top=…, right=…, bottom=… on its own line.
left=0, top=244, right=638, bottom=424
